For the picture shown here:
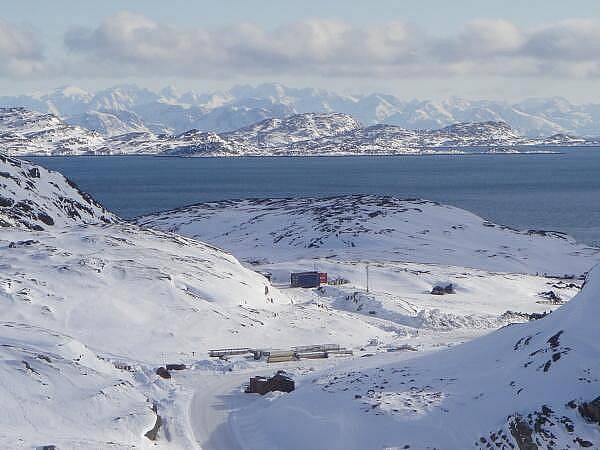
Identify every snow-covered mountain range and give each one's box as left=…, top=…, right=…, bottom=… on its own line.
left=1, top=107, right=595, bottom=157
left=3, top=83, right=600, bottom=137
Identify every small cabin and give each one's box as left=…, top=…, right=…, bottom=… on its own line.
left=290, top=271, right=327, bottom=288
left=246, top=370, right=295, bottom=395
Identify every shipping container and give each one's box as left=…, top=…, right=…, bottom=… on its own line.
left=290, top=271, right=326, bottom=288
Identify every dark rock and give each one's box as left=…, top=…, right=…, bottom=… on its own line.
left=575, top=437, right=594, bottom=447
left=37, top=212, right=55, bottom=226
left=509, top=415, right=538, bottom=450
left=14, top=200, right=33, bottom=212
left=155, top=367, right=171, bottom=379
left=547, top=331, right=563, bottom=349
left=145, top=404, right=162, bottom=441
left=528, top=312, right=548, bottom=321
left=28, top=167, right=41, bottom=178
left=9, top=239, right=38, bottom=248
left=0, top=196, right=13, bottom=207
left=527, top=229, right=568, bottom=240
left=538, top=290, right=562, bottom=303
left=431, top=283, right=455, bottom=295
left=579, top=396, right=600, bottom=425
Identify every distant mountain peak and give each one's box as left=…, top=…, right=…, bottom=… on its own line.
left=1, top=107, right=596, bottom=157
left=2, top=83, right=600, bottom=137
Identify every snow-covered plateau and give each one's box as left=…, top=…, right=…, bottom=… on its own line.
left=1, top=154, right=599, bottom=449
left=1, top=107, right=598, bottom=157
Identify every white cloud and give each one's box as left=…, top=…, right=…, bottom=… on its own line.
left=0, top=12, right=592, bottom=82
left=523, top=19, right=600, bottom=61
left=63, top=13, right=425, bottom=78
left=432, top=20, right=525, bottom=61
left=0, top=20, right=45, bottom=77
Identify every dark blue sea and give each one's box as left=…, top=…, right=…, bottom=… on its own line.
left=26, top=150, right=600, bottom=246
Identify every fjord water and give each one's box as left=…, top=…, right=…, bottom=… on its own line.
left=27, top=149, right=600, bottom=246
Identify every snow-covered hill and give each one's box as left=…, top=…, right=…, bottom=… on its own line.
left=3, top=83, right=600, bottom=137
left=229, top=113, right=361, bottom=147
left=0, top=107, right=106, bottom=155
left=65, top=110, right=151, bottom=136
left=138, top=194, right=600, bottom=449
left=161, top=113, right=364, bottom=156
left=2, top=156, right=598, bottom=448
left=0, top=154, right=115, bottom=230
left=0, top=157, right=409, bottom=447
left=1, top=107, right=596, bottom=157
left=0, top=322, right=156, bottom=449
left=138, top=195, right=599, bottom=276
left=232, top=264, right=600, bottom=450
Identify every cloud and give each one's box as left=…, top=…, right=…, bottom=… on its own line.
left=46, top=12, right=600, bottom=81
left=0, top=20, right=45, bottom=77
left=432, top=20, right=525, bottom=61
left=63, top=12, right=424, bottom=78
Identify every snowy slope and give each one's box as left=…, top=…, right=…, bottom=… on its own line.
left=161, top=113, right=362, bottom=156
left=158, top=118, right=592, bottom=157
left=65, top=110, right=151, bottom=136
left=3, top=156, right=598, bottom=448
left=0, top=107, right=106, bottom=155
left=3, top=157, right=430, bottom=448
left=1, top=107, right=595, bottom=157
left=138, top=196, right=599, bottom=276
left=232, top=264, right=600, bottom=450
left=137, top=193, right=599, bottom=449
left=2, top=158, right=402, bottom=360
left=228, top=113, right=361, bottom=148
left=0, top=154, right=115, bottom=230
left=0, top=322, right=155, bottom=449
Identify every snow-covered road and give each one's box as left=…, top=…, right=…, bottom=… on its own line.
left=190, top=373, right=248, bottom=450
left=189, top=367, right=294, bottom=450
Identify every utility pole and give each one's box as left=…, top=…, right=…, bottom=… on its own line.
left=366, top=263, right=369, bottom=293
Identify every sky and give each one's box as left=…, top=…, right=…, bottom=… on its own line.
left=1, top=0, right=600, bottom=101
